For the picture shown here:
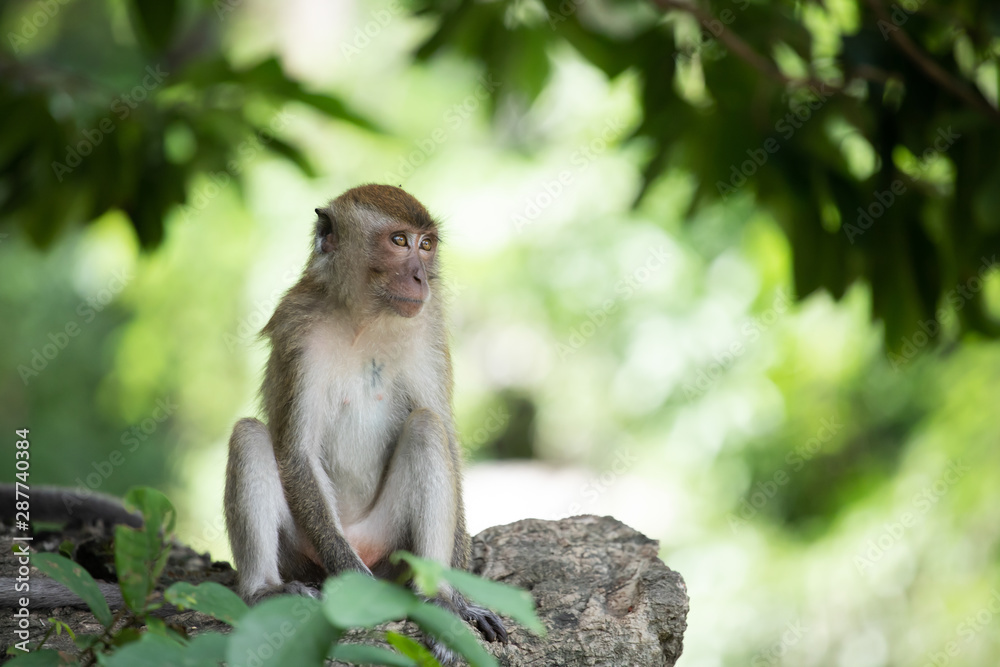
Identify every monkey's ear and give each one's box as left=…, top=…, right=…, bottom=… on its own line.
left=315, top=208, right=339, bottom=254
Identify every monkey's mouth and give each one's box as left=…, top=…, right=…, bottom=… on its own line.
left=384, top=292, right=426, bottom=318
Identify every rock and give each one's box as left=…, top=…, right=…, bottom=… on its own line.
left=468, top=515, right=688, bottom=666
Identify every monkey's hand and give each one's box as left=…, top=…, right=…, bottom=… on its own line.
left=459, top=601, right=508, bottom=644
left=438, top=590, right=507, bottom=643
left=424, top=597, right=508, bottom=666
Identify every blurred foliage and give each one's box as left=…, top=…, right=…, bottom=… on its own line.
left=414, top=0, right=1000, bottom=349
left=0, top=0, right=374, bottom=248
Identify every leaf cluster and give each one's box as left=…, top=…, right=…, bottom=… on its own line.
left=414, top=0, right=1000, bottom=347
left=0, top=0, right=377, bottom=249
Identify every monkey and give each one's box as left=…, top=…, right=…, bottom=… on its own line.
left=223, top=185, right=508, bottom=648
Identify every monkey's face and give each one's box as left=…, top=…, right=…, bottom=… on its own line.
left=369, top=227, right=437, bottom=318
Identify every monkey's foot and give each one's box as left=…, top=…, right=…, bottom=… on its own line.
left=461, top=603, right=508, bottom=644
left=248, top=581, right=321, bottom=604
left=423, top=604, right=506, bottom=666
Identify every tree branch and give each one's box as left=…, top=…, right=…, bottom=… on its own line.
left=863, top=0, right=1000, bottom=123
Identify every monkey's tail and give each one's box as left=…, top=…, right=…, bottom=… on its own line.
left=0, top=484, right=142, bottom=528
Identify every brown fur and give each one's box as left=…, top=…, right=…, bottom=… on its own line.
left=339, top=184, right=436, bottom=231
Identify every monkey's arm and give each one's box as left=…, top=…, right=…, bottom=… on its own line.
left=276, top=448, right=372, bottom=577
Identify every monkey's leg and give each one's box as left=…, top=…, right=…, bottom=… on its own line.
left=347, top=408, right=455, bottom=567
left=225, top=418, right=319, bottom=603
left=349, top=409, right=507, bottom=644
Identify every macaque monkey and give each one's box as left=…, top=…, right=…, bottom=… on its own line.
left=224, top=185, right=507, bottom=646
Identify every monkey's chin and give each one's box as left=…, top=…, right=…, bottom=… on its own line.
left=386, top=295, right=424, bottom=318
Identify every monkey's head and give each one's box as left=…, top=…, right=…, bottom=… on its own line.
left=312, top=184, right=440, bottom=318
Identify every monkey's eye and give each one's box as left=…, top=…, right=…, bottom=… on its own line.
left=419, top=237, right=433, bottom=251
left=391, top=234, right=407, bottom=247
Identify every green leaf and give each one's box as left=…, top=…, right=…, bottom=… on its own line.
left=114, top=488, right=175, bottom=612
left=114, top=524, right=160, bottom=612
left=390, top=552, right=443, bottom=597
left=123, top=487, right=176, bottom=535
left=110, top=627, right=143, bottom=647
left=32, top=553, right=113, bottom=627
left=57, top=541, right=74, bottom=559
left=144, top=617, right=185, bottom=643
left=5, top=649, right=69, bottom=666
left=290, top=92, right=382, bottom=132
left=322, top=572, right=419, bottom=628
left=408, top=602, right=497, bottom=667
left=441, top=569, right=544, bottom=635
left=385, top=632, right=442, bottom=667
left=330, top=642, right=417, bottom=667
left=97, top=633, right=183, bottom=667
left=49, top=619, right=75, bottom=639
left=183, top=632, right=229, bottom=665
left=226, top=596, right=338, bottom=667
left=392, top=552, right=544, bottom=635
left=233, top=57, right=381, bottom=132
left=165, top=582, right=250, bottom=627
left=263, top=137, right=317, bottom=178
